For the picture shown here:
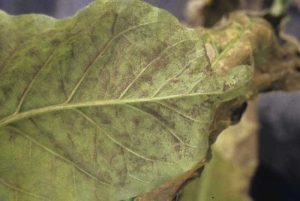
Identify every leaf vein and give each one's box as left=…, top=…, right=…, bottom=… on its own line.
left=186, top=63, right=212, bottom=94
left=65, top=20, right=161, bottom=103
left=151, top=54, right=203, bottom=98
left=128, top=173, right=151, bottom=184
left=118, top=39, right=191, bottom=99
left=154, top=101, right=208, bottom=123
left=6, top=125, right=112, bottom=187
left=71, top=108, right=158, bottom=162
left=1, top=91, right=233, bottom=127
left=0, top=177, right=50, bottom=200
left=124, top=103, right=198, bottom=148
left=14, top=50, right=55, bottom=115
left=72, top=165, right=79, bottom=201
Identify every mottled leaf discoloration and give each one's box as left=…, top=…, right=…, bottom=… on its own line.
left=0, top=1, right=253, bottom=200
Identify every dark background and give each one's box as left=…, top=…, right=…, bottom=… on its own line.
left=0, top=0, right=189, bottom=20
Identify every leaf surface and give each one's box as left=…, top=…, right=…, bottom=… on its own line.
left=0, top=0, right=253, bottom=200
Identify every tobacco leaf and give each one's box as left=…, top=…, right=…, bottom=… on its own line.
left=0, top=0, right=253, bottom=200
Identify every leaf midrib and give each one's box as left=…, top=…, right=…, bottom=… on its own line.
left=0, top=90, right=227, bottom=127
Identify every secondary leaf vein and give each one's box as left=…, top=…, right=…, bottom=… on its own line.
left=124, top=103, right=198, bottom=148
left=6, top=125, right=112, bottom=187
left=118, top=39, right=191, bottom=99
left=72, top=108, right=158, bottom=162
left=65, top=20, right=161, bottom=103
left=0, top=177, right=50, bottom=200
left=151, top=54, right=203, bottom=98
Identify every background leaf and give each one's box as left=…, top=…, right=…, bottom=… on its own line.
left=0, top=0, right=253, bottom=200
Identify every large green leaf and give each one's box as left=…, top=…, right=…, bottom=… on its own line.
left=0, top=0, right=253, bottom=200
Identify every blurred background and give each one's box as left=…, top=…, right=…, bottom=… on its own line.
left=0, top=0, right=299, bottom=200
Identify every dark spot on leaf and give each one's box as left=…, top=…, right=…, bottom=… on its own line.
left=102, top=118, right=112, bottom=125
left=143, top=75, right=152, bottom=82
left=174, top=144, right=181, bottom=152
left=170, top=79, right=179, bottom=84
left=70, top=44, right=75, bottom=58
left=28, top=118, right=40, bottom=131
left=133, top=117, right=140, bottom=126
left=60, top=79, right=68, bottom=98
left=67, top=133, right=76, bottom=148
left=9, top=132, right=17, bottom=142
left=116, top=132, right=130, bottom=138
left=2, top=87, right=12, bottom=96
left=222, top=82, right=231, bottom=91
left=191, top=106, right=200, bottom=118
left=51, top=38, right=61, bottom=46
left=141, top=90, right=149, bottom=97
left=201, top=99, right=212, bottom=110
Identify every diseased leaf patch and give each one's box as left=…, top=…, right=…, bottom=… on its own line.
left=0, top=0, right=253, bottom=200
